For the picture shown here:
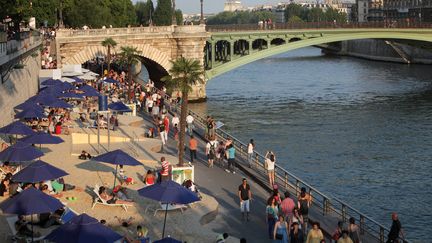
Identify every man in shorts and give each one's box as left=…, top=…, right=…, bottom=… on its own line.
left=238, top=178, right=252, bottom=221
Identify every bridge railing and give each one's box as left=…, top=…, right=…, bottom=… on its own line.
left=56, top=25, right=206, bottom=38
left=154, top=87, right=409, bottom=243
left=206, top=21, right=432, bottom=32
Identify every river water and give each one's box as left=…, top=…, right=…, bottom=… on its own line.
left=186, top=48, right=432, bottom=241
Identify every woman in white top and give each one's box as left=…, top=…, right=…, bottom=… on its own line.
left=247, top=139, right=254, bottom=168
left=265, top=151, right=276, bottom=186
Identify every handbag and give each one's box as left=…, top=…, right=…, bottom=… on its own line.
left=275, top=233, right=283, bottom=240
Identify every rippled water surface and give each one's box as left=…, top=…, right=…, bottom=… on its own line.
left=188, top=48, right=432, bottom=241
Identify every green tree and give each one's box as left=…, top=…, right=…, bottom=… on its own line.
left=162, top=57, right=204, bottom=166
left=118, top=46, right=141, bottom=102
left=0, top=0, right=32, bottom=31
left=135, top=0, right=154, bottom=25
left=30, top=0, right=58, bottom=27
left=101, top=37, right=118, bottom=73
left=206, top=11, right=275, bottom=25
left=324, top=8, right=347, bottom=23
left=307, top=7, right=325, bottom=22
left=153, top=0, right=172, bottom=26
left=65, top=0, right=111, bottom=28
left=175, top=9, right=183, bottom=25
left=287, top=16, right=304, bottom=23
left=285, top=4, right=304, bottom=21
left=108, top=0, right=136, bottom=27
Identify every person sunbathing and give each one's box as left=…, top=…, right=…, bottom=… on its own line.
left=1, top=161, right=17, bottom=174
left=98, top=186, right=133, bottom=206
left=15, top=215, right=41, bottom=238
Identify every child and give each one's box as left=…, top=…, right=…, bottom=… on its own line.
left=118, top=165, right=134, bottom=185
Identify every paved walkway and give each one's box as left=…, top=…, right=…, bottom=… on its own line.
left=136, top=112, right=272, bottom=242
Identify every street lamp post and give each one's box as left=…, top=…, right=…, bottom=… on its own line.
left=58, top=0, right=64, bottom=28
left=172, top=0, right=177, bottom=25
left=200, top=0, right=205, bottom=25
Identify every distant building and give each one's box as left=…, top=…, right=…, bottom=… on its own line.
left=384, top=0, right=432, bottom=22
left=368, top=0, right=384, bottom=21
left=356, top=0, right=369, bottom=22
left=224, top=0, right=243, bottom=12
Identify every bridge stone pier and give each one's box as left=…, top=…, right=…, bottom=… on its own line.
left=55, top=25, right=209, bottom=101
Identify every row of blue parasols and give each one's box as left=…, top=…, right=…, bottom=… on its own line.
left=13, top=78, right=130, bottom=119
left=0, top=121, right=199, bottom=242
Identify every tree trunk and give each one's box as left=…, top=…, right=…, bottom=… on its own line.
left=178, top=91, right=188, bottom=166
left=107, top=45, right=111, bottom=75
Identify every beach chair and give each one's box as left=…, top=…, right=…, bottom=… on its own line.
left=91, top=184, right=129, bottom=211
left=145, top=202, right=187, bottom=216
left=5, top=215, right=46, bottom=243
left=59, top=207, right=78, bottom=224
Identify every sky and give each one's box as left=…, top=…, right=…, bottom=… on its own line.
left=133, top=0, right=284, bottom=14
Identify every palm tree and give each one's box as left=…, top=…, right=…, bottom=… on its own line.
left=163, top=57, right=204, bottom=166
left=118, top=46, right=141, bottom=102
left=101, top=37, right=117, bottom=74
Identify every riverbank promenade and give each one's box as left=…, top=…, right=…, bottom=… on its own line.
left=0, top=76, right=402, bottom=242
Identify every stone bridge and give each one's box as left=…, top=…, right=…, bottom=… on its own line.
left=56, top=25, right=432, bottom=101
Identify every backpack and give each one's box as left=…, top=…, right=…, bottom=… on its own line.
left=299, top=198, right=309, bottom=215
left=209, top=142, right=216, bottom=156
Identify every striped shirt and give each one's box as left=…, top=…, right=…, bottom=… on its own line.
left=161, top=161, right=170, bottom=176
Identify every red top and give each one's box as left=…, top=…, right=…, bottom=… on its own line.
left=145, top=175, right=155, bottom=185
left=161, top=161, right=169, bottom=176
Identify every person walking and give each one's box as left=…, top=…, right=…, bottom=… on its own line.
left=265, top=151, right=276, bottom=186
left=158, top=120, right=167, bottom=149
left=163, top=116, right=169, bottom=139
left=387, top=212, right=404, bottom=243
left=189, top=135, right=198, bottom=163
left=266, top=197, right=278, bottom=239
left=247, top=139, right=254, bottom=168
left=226, top=144, right=236, bottom=173
left=306, top=222, right=324, bottom=243
left=206, top=137, right=217, bottom=168
left=298, top=187, right=312, bottom=234
left=238, top=178, right=252, bottom=221
left=171, top=114, right=179, bottom=128
left=290, top=222, right=304, bottom=243
left=160, top=157, right=170, bottom=182
left=337, top=231, right=354, bottom=243
left=273, top=215, right=289, bottom=243
left=186, top=114, right=194, bottom=136
left=281, top=191, right=295, bottom=221
left=348, top=217, right=360, bottom=243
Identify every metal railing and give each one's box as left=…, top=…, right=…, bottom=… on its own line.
left=155, top=89, right=409, bottom=243
left=206, top=21, right=432, bottom=32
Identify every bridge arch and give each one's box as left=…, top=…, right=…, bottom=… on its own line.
left=234, top=39, right=250, bottom=56
left=206, top=31, right=432, bottom=80
left=252, top=39, right=268, bottom=51
left=270, top=38, right=286, bottom=46
left=65, top=44, right=171, bottom=83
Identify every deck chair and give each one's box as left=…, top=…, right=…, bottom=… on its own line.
left=6, top=216, right=46, bottom=243
left=145, top=202, right=187, bottom=216
left=59, top=207, right=78, bottom=224
left=91, top=184, right=129, bottom=211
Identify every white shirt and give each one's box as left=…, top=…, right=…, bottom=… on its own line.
left=186, top=115, right=194, bottom=124
left=247, top=143, right=254, bottom=154
left=206, top=140, right=218, bottom=154
left=152, top=93, right=158, bottom=101
left=172, top=117, right=179, bottom=126
left=266, top=158, right=275, bottom=170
